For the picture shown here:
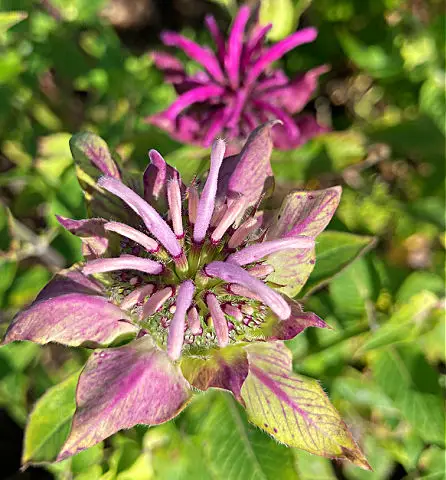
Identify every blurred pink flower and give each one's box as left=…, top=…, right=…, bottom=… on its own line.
left=147, top=6, right=329, bottom=149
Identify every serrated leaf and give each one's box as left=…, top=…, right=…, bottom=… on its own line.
left=359, top=291, right=438, bottom=352
left=241, top=342, right=370, bottom=469
left=300, top=231, right=375, bottom=297
left=23, top=371, right=79, bottom=464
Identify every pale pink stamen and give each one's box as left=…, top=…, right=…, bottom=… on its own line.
left=98, top=177, right=182, bottom=257
left=167, top=178, right=184, bottom=238
left=193, top=139, right=226, bottom=243
left=187, top=306, right=202, bottom=335
left=206, top=293, right=229, bottom=347
left=104, top=221, right=159, bottom=253
left=187, top=185, right=199, bottom=224
left=120, top=284, right=155, bottom=310
left=223, top=304, right=243, bottom=322
left=83, top=255, right=163, bottom=275
left=167, top=280, right=194, bottom=360
left=247, top=264, right=275, bottom=278
left=211, top=199, right=247, bottom=243
left=210, top=203, right=227, bottom=227
left=142, top=287, right=173, bottom=318
left=228, top=212, right=264, bottom=248
left=228, top=236, right=314, bottom=266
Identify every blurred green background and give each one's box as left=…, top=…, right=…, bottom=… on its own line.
left=0, top=0, right=444, bottom=479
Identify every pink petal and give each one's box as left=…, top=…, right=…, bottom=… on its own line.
left=98, top=177, right=182, bottom=257
left=58, top=336, right=191, bottom=460
left=56, top=216, right=108, bottom=258
left=252, top=98, right=300, bottom=140
left=224, top=6, right=250, bottom=89
left=164, top=85, right=225, bottom=120
left=228, top=212, right=264, bottom=248
left=246, top=28, right=318, bottom=86
left=143, top=149, right=181, bottom=209
left=205, top=261, right=290, bottom=320
left=205, top=15, right=226, bottom=62
left=3, top=293, right=136, bottom=347
left=161, top=31, right=225, bottom=83
left=167, top=280, right=195, bottom=360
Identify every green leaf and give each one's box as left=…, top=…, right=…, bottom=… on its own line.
left=359, top=291, right=438, bottom=352
left=372, top=346, right=445, bottom=446
left=338, top=30, right=403, bottom=79
left=300, top=231, right=376, bottom=297
left=241, top=343, right=370, bottom=469
left=329, top=256, right=380, bottom=320
left=195, top=390, right=299, bottom=479
left=419, top=74, right=446, bottom=135
left=259, top=0, right=297, bottom=41
left=23, top=371, right=80, bottom=464
left=0, top=11, right=27, bottom=34
left=396, top=272, right=444, bottom=305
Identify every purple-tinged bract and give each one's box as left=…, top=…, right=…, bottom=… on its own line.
left=2, top=123, right=370, bottom=470
left=147, top=6, right=329, bottom=149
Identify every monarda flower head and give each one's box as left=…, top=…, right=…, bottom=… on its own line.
left=147, top=5, right=328, bottom=150
left=3, top=123, right=369, bottom=469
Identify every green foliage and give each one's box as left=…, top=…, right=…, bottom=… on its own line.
left=0, top=0, right=444, bottom=478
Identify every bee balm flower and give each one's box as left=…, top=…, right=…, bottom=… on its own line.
left=147, top=6, right=329, bottom=149
left=2, top=123, right=369, bottom=470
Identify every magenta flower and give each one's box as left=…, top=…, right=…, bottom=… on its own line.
left=146, top=6, right=329, bottom=150
left=2, top=123, right=369, bottom=469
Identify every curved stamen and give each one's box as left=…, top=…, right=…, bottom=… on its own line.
left=193, top=139, right=226, bottom=243
left=205, top=261, right=290, bottom=320
left=223, top=303, right=243, bottom=322
left=211, top=198, right=247, bottom=243
left=98, top=177, right=182, bottom=258
left=206, top=293, right=229, bottom=347
left=142, top=287, right=173, bottom=318
left=83, top=256, right=163, bottom=275
left=167, top=280, right=195, bottom=360
left=228, top=236, right=314, bottom=266
left=228, top=212, right=264, bottom=248
left=120, top=284, right=155, bottom=310
left=104, top=222, right=159, bottom=253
